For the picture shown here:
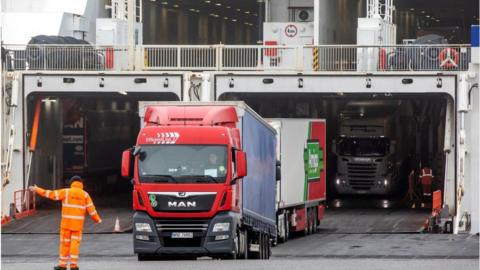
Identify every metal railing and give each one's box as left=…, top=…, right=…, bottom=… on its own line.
left=3, top=44, right=129, bottom=71
left=143, top=44, right=471, bottom=72
left=3, top=44, right=471, bottom=72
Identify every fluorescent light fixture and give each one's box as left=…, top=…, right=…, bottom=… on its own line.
left=215, top=3, right=221, bottom=6
left=244, top=11, right=250, bottom=14
left=173, top=4, right=179, bottom=7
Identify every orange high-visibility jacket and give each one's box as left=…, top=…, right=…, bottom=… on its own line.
left=35, top=181, right=101, bottom=231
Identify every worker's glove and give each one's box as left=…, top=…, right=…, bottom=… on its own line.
left=28, top=185, right=37, bottom=192
left=97, top=219, right=103, bottom=224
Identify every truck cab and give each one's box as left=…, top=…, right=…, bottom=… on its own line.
left=122, top=102, right=277, bottom=260
left=333, top=118, right=397, bottom=195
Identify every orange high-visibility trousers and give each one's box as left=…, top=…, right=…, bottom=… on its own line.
left=59, top=228, right=82, bottom=267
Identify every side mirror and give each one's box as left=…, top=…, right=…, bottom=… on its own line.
left=235, top=150, right=247, bottom=179
left=276, top=160, right=281, bottom=181
left=121, top=149, right=133, bottom=179
left=332, top=139, right=337, bottom=154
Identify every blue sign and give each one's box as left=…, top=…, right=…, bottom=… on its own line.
left=472, top=25, right=479, bottom=47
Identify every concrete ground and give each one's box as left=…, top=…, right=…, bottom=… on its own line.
left=1, top=233, right=478, bottom=270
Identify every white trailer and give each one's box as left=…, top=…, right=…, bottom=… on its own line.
left=269, top=118, right=327, bottom=242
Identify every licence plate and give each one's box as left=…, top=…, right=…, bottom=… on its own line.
left=171, top=232, right=193, bottom=239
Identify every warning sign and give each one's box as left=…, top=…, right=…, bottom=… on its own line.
left=284, top=24, right=298, bottom=38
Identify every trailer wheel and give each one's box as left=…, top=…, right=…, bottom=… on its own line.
left=241, top=231, right=249, bottom=259
left=249, top=232, right=260, bottom=259
left=285, top=214, right=290, bottom=241
left=304, top=208, right=310, bottom=236
left=265, top=234, right=271, bottom=260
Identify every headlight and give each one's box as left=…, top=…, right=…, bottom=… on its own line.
left=135, top=223, right=152, bottom=232
left=336, top=178, right=341, bottom=185
left=212, top=222, right=230, bottom=232
left=383, top=179, right=388, bottom=186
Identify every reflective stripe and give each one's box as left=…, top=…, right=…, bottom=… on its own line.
left=85, top=192, right=88, bottom=198
left=63, top=203, right=86, bottom=210
left=70, top=255, right=79, bottom=258
left=62, top=215, right=84, bottom=220
left=86, top=203, right=93, bottom=208
left=54, top=190, right=59, bottom=200
left=46, top=190, right=51, bottom=197
left=89, top=210, right=97, bottom=216
left=65, top=190, right=69, bottom=204
left=62, top=239, right=71, bottom=242
left=59, top=256, right=69, bottom=260
left=71, top=236, right=81, bottom=240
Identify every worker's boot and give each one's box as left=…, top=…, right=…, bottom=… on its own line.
left=70, top=266, right=80, bottom=270
left=53, top=266, right=67, bottom=270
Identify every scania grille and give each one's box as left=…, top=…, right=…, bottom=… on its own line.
left=347, top=163, right=377, bottom=190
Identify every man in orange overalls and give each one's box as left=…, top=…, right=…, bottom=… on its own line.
left=29, top=175, right=102, bottom=270
left=419, top=167, right=434, bottom=196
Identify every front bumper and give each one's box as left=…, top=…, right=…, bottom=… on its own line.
left=334, top=175, right=393, bottom=195
left=133, top=211, right=238, bottom=257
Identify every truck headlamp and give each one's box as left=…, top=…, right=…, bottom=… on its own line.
left=212, top=222, right=230, bottom=232
left=135, top=223, right=152, bottom=232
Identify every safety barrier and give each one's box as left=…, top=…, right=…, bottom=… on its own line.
left=12, top=189, right=37, bottom=219
left=3, top=44, right=471, bottom=72
left=141, top=44, right=472, bottom=72
left=3, top=44, right=129, bottom=71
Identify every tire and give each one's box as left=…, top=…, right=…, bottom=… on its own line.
left=263, top=234, right=268, bottom=260
left=242, top=231, right=249, bottom=259
left=259, top=233, right=265, bottom=259
left=285, top=214, right=290, bottom=242
left=312, top=208, right=318, bottom=234
left=249, top=233, right=260, bottom=259
left=265, top=234, right=271, bottom=260
left=304, top=209, right=310, bottom=236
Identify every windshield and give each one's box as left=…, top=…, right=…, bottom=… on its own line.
left=337, top=138, right=389, bottom=157
left=138, top=145, right=228, bottom=183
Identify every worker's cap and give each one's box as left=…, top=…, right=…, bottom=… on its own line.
left=70, top=175, right=83, bottom=183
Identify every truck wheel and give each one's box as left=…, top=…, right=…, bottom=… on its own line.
left=312, top=209, right=318, bottom=234
left=249, top=233, right=260, bottom=259
left=285, top=215, right=290, bottom=241
left=304, top=209, right=310, bottom=236
left=242, top=231, right=249, bottom=259
left=259, top=233, right=265, bottom=259
left=265, top=234, right=271, bottom=260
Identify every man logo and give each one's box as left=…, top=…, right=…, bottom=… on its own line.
left=178, top=192, right=187, bottom=197
left=168, top=201, right=197, bottom=208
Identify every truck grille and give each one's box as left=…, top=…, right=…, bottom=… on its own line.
left=155, top=219, right=209, bottom=247
left=347, top=162, right=377, bottom=190
left=155, top=219, right=209, bottom=233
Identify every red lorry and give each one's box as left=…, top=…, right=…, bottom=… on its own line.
left=121, top=102, right=278, bottom=260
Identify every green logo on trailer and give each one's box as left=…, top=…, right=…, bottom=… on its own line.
left=305, top=141, right=322, bottom=180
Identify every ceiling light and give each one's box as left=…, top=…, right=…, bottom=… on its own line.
left=420, top=10, right=425, bottom=14
left=425, top=15, right=430, bottom=18
left=410, top=8, right=414, bottom=11
left=173, top=4, right=179, bottom=7
left=215, top=3, right=221, bottom=6
left=223, top=17, right=228, bottom=20
left=189, top=8, right=195, bottom=12
left=236, top=8, right=241, bottom=11
left=245, top=11, right=250, bottom=14
left=204, top=0, right=211, bottom=3
left=161, top=1, right=168, bottom=4
left=226, top=6, right=231, bottom=9
left=231, top=19, right=237, bottom=22
left=253, top=13, right=258, bottom=17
